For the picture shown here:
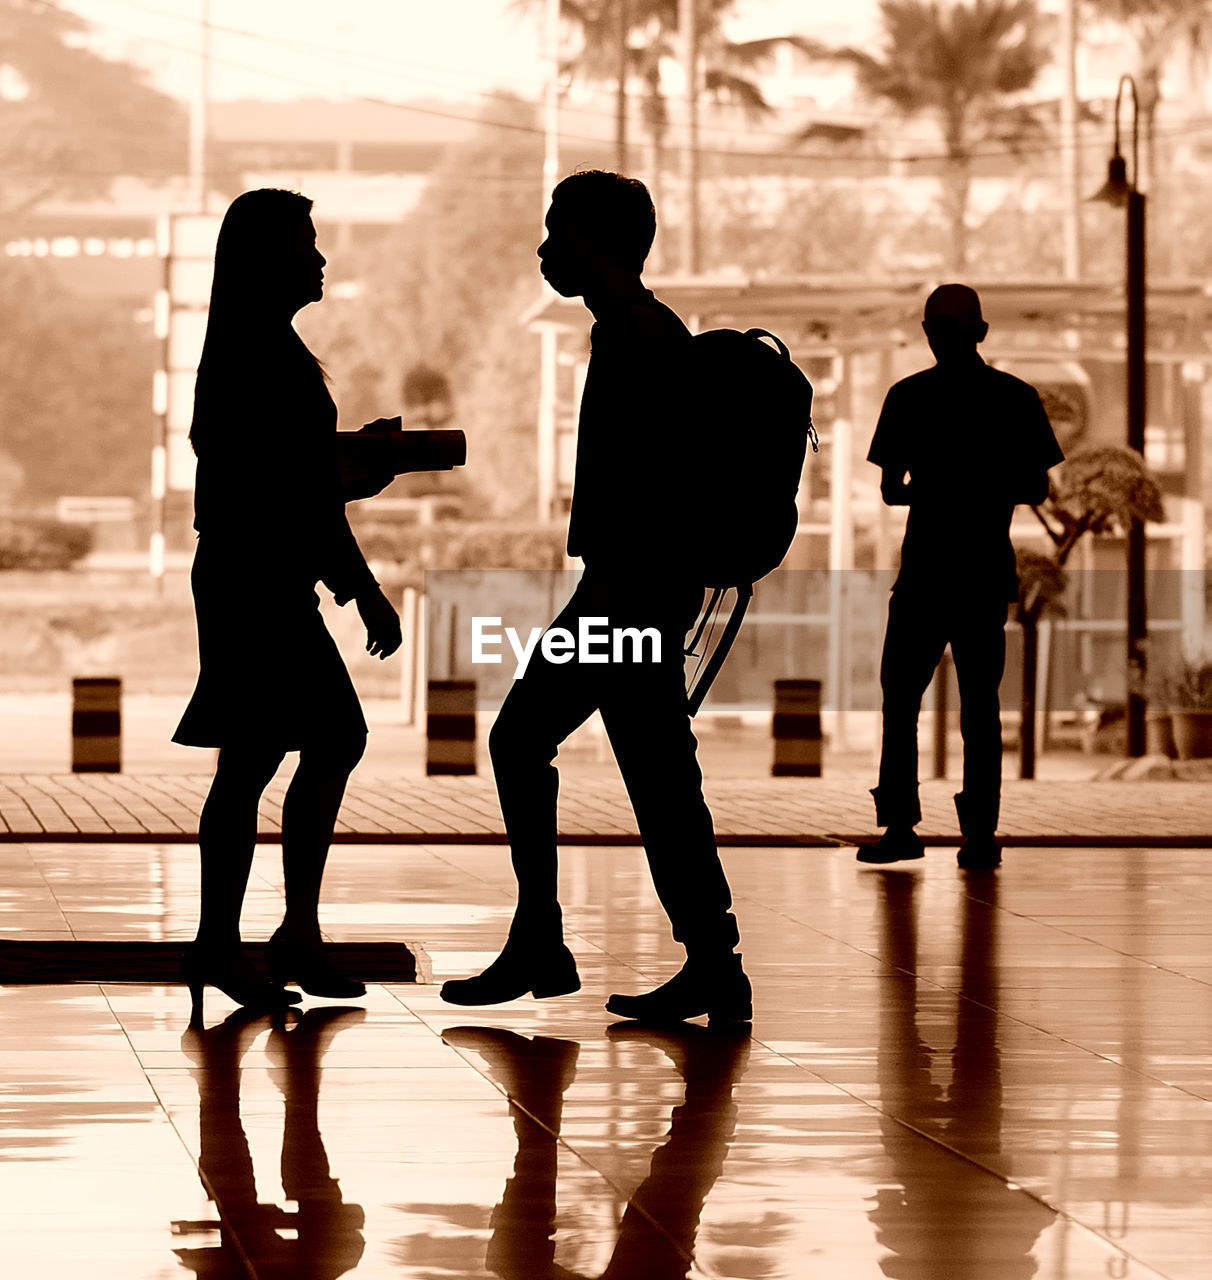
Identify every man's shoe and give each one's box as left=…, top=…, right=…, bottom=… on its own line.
left=605, top=954, right=752, bottom=1026
left=441, top=1026, right=580, bottom=1101
left=957, top=835, right=1002, bottom=871
left=439, top=942, right=580, bottom=1006
left=856, top=827, right=925, bottom=864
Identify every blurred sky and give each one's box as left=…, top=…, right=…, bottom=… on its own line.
left=61, top=0, right=879, bottom=103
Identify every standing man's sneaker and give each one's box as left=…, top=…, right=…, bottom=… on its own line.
left=606, top=953, right=752, bottom=1026
left=957, top=835, right=1002, bottom=870
left=856, top=826, right=925, bottom=864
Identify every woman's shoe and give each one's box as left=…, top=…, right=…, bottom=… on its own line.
left=440, top=942, right=580, bottom=1006
left=182, top=942, right=303, bottom=1019
left=265, top=926, right=367, bottom=999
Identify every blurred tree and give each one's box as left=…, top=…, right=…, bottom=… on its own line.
left=1084, top=0, right=1212, bottom=184
left=1015, top=445, right=1165, bottom=776
left=301, top=95, right=545, bottom=517
left=0, top=258, right=157, bottom=500
left=519, top=0, right=810, bottom=258
left=1084, top=0, right=1212, bottom=274
left=515, top=0, right=650, bottom=171
left=401, top=363, right=453, bottom=428
left=816, top=0, right=1050, bottom=273
left=0, top=0, right=187, bottom=216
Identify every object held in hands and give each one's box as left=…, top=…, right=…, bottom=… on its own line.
left=336, top=417, right=466, bottom=499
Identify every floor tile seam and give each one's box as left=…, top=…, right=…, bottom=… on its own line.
left=753, top=1037, right=1176, bottom=1280
left=24, top=845, right=78, bottom=936
left=964, top=891, right=1212, bottom=997
left=109, top=986, right=261, bottom=1279
left=738, top=895, right=1212, bottom=1104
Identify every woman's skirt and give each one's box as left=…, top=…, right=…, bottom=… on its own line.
left=173, top=540, right=367, bottom=751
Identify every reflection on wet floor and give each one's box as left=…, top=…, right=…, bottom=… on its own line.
left=1, top=841, right=1210, bottom=1277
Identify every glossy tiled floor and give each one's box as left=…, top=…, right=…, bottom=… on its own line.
left=2, top=841, right=1212, bottom=1277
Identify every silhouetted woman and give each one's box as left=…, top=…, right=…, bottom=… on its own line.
left=174, top=188, right=401, bottom=1013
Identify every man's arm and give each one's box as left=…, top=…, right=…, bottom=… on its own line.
left=880, top=468, right=913, bottom=506
left=869, top=384, right=911, bottom=507
left=1012, top=387, right=1065, bottom=507
left=1015, top=468, right=1050, bottom=507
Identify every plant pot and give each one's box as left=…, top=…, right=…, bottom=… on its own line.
left=1146, top=710, right=1177, bottom=760
left=1171, top=710, right=1212, bottom=760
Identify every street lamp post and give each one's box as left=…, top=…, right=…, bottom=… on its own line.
left=1089, top=74, right=1147, bottom=758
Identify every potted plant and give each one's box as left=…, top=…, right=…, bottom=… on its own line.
left=1145, top=673, right=1177, bottom=760
left=1167, top=661, right=1212, bottom=760
left=1016, top=446, right=1165, bottom=777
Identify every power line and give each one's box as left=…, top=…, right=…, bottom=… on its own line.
left=55, top=0, right=1116, bottom=157
left=37, top=0, right=1212, bottom=170
left=90, top=0, right=942, bottom=139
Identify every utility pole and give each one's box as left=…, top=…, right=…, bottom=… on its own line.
left=679, top=0, right=700, bottom=275
left=615, top=0, right=629, bottom=172
left=189, top=0, right=210, bottom=212
left=1060, top=0, right=1082, bottom=278
left=543, top=0, right=562, bottom=216
left=537, top=0, right=562, bottom=523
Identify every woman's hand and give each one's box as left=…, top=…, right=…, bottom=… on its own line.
left=359, top=416, right=403, bottom=435
left=339, top=466, right=395, bottom=502
left=356, top=587, right=402, bottom=659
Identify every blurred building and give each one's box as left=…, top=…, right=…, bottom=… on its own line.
left=1, top=97, right=480, bottom=302
left=528, top=278, right=1211, bottom=731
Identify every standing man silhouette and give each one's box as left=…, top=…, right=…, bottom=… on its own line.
left=441, top=170, right=750, bottom=1024
left=861, top=285, right=1063, bottom=869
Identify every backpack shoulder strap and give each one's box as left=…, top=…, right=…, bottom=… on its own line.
left=686, top=584, right=753, bottom=718
left=743, top=328, right=790, bottom=359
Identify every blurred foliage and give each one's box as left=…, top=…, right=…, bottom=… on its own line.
left=1014, top=547, right=1068, bottom=618
left=813, top=0, right=1052, bottom=272
left=0, top=0, right=187, bottom=215
left=518, top=0, right=815, bottom=181
left=0, top=258, right=157, bottom=500
left=0, top=518, right=91, bottom=570
left=710, top=177, right=944, bottom=276
left=1159, top=658, right=1212, bottom=711
left=301, top=95, right=544, bottom=518
left=350, top=518, right=566, bottom=585
left=1017, top=444, right=1165, bottom=618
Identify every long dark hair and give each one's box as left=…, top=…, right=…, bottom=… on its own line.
left=190, top=188, right=324, bottom=455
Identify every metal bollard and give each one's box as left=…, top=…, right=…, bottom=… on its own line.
left=426, top=679, right=476, bottom=776
left=72, top=676, right=121, bottom=773
left=772, top=678, right=822, bottom=777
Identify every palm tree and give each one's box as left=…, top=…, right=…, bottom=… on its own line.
left=520, top=0, right=811, bottom=269
left=1084, top=0, right=1212, bottom=274
left=819, top=0, right=1051, bottom=272
left=1086, top=0, right=1212, bottom=183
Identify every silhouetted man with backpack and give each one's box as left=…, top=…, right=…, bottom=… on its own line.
left=441, top=170, right=751, bottom=1023
left=861, top=285, right=1063, bottom=870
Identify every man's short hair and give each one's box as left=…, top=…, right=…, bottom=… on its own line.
left=923, top=283, right=985, bottom=332
left=550, top=170, right=656, bottom=271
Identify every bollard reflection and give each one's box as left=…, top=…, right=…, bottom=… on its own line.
left=442, top=1023, right=750, bottom=1280
left=172, top=1005, right=366, bottom=1279
left=870, top=871, right=1055, bottom=1278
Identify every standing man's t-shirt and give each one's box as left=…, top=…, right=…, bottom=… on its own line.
left=868, top=358, right=1064, bottom=601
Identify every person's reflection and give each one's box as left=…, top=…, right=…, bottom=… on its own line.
left=870, top=872, right=1054, bottom=1278
left=441, top=1024, right=749, bottom=1280
left=172, top=1005, right=366, bottom=1278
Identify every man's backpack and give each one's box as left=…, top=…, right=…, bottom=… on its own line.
left=682, top=327, right=817, bottom=716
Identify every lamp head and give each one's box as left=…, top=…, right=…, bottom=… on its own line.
left=1088, top=153, right=1131, bottom=207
